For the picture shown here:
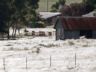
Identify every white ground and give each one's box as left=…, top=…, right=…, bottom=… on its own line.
left=0, top=28, right=96, bottom=72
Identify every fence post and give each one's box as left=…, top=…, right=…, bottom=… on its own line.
left=50, top=55, right=52, bottom=68
left=75, top=53, right=77, bottom=68
left=3, top=58, right=6, bottom=72
left=26, top=57, right=28, bottom=72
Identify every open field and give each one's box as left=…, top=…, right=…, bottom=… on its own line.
left=0, top=28, right=96, bottom=72
left=38, top=0, right=82, bottom=11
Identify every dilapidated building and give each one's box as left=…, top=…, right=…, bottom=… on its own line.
left=54, top=16, right=96, bottom=40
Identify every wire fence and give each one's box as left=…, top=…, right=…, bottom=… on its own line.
left=0, top=54, right=78, bottom=72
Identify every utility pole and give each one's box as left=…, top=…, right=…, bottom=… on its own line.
left=47, top=0, right=49, bottom=11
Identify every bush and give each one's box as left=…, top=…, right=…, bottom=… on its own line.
left=35, top=21, right=46, bottom=28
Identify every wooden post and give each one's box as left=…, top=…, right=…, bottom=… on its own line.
left=50, top=55, right=52, bottom=68
left=26, top=57, right=28, bottom=72
left=3, top=58, right=6, bottom=72
left=75, top=53, right=77, bottom=68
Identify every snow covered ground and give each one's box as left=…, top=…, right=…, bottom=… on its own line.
left=0, top=28, right=96, bottom=72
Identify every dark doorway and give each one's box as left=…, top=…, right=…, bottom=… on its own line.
left=80, top=30, right=92, bottom=38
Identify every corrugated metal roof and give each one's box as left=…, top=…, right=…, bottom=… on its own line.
left=82, top=11, right=96, bottom=17
left=39, top=12, right=61, bottom=19
left=58, top=17, right=96, bottom=30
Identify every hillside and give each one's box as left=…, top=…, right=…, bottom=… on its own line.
left=38, top=0, right=82, bottom=12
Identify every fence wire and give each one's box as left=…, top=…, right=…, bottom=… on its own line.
left=0, top=54, right=78, bottom=72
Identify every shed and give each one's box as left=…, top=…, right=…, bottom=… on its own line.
left=39, top=12, right=61, bottom=25
left=54, top=16, right=96, bottom=40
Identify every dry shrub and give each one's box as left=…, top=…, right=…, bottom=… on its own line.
left=39, top=31, right=45, bottom=36
left=82, top=44, right=89, bottom=47
left=5, top=44, right=12, bottom=46
left=39, top=43, right=58, bottom=48
left=68, top=41, right=75, bottom=45
left=24, top=47, right=29, bottom=50
left=48, top=32, right=52, bottom=36
left=32, top=48, right=40, bottom=53
left=5, top=47, right=29, bottom=51
left=32, top=31, right=35, bottom=36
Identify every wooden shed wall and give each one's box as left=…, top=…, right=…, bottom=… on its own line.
left=64, top=30, right=79, bottom=39
left=58, top=30, right=96, bottom=39
left=92, top=31, right=96, bottom=38
left=55, top=19, right=65, bottom=40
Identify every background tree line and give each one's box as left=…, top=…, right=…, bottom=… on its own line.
left=51, top=0, right=96, bottom=16
left=0, top=0, right=39, bottom=39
